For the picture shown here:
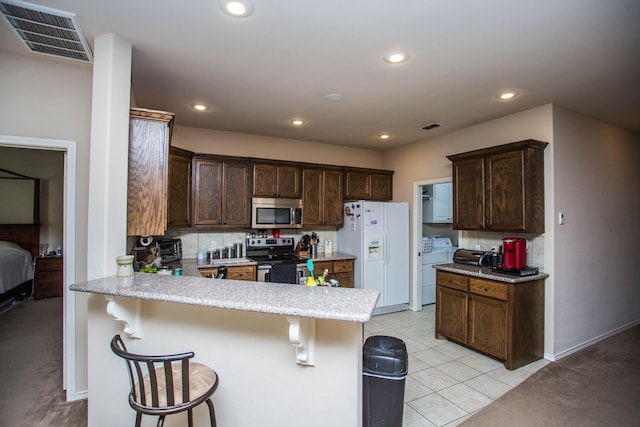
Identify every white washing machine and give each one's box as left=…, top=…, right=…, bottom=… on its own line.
left=421, top=237, right=457, bottom=305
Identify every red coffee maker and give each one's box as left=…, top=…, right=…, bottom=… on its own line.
left=502, top=237, right=527, bottom=270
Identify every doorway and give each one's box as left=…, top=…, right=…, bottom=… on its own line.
left=0, top=134, right=78, bottom=400
left=411, top=177, right=456, bottom=311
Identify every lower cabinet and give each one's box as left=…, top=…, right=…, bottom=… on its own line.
left=436, top=270, right=544, bottom=370
left=198, top=265, right=257, bottom=281
left=305, top=259, right=354, bottom=288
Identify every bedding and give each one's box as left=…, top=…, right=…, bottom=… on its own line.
left=0, top=240, right=35, bottom=294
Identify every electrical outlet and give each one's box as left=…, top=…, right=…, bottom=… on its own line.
left=559, top=212, right=565, bottom=225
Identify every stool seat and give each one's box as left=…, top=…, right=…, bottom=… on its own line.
left=136, top=362, right=217, bottom=409
left=111, top=335, right=219, bottom=427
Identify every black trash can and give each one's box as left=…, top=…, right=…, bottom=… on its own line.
left=363, top=335, right=408, bottom=427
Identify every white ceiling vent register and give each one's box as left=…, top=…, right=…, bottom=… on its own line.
left=0, top=0, right=92, bottom=63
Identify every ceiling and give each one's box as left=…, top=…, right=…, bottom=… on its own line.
left=1, top=0, right=639, bottom=150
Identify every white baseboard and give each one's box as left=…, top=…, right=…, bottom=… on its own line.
left=67, top=389, right=88, bottom=402
left=545, top=319, right=640, bottom=362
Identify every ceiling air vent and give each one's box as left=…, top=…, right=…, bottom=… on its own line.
left=0, top=0, right=92, bottom=63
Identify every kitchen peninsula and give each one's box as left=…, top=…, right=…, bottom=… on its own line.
left=71, top=274, right=379, bottom=427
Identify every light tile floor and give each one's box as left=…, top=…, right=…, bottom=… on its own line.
left=364, top=305, right=549, bottom=427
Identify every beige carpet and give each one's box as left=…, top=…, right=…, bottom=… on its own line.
left=461, top=324, right=640, bottom=427
left=0, top=298, right=87, bottom=427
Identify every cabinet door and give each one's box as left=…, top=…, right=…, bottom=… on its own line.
left=436, top=285, right=468, bottom=343
left=127, top=117, right=169, bottom=236
left=193, top=159, right=223, bottom=225
left=252, top=164, right=278, bottom=197
left=486, top=150, right=526, bottom=231
left=344, top=170, right=370, bottom=199
left=222, top=162, right=250, bottom=226
left=452, top=157, right=485, bottom=230
left=323, top=170, right=343, bottom=225
left=167, top=150, right=192, bottom=228
left=277, top=166, right=301, bottom=198
left=468, top=294, right=508, bottom=360
left=302, top=169, right=323, bottom=225
left=370, top=172, right=393, bottom=200
left=433, top=182, right=453, bottom=222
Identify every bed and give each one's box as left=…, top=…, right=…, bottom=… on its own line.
left=0, top=168, right=40, bottom=300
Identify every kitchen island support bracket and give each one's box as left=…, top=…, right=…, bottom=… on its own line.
left=104, top=296, right=142, bottom=339
left=285, top=316, right=316, bottom=366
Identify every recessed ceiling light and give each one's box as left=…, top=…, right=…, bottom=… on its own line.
left=378, top=133, right=391, bottom=140
left=496, top=91, right=519, bottom=100
left=219, top=0, right=254, bottom=17
left=324, top=93, right=345, bottom=102
left=191, top=103, right=210, bottom=111
left=290, top=119, right=306, bottom=126
left=383, top=50, right=410, bottom=64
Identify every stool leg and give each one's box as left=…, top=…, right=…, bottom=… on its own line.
left=206, top=398, right=217, bottom=427
left=135, top=413, right=142, bottom=427
left=157, top=415, right=165, bottom=427
left=188, top=409, right=193, bottom=427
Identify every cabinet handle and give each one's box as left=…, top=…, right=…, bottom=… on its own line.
left=484, top=287, right=489, bottom=292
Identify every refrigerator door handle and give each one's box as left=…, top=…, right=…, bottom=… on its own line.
left=383, top=231, right=390, bottom=265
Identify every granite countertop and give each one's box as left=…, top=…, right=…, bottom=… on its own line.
left=433, top=263, right=549, bottom=283
left=192, top=252, right=356, bottom=270
left=70, top=273, right=379, bottom=322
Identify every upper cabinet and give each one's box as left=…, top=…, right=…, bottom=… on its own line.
left=192, top=155, right=250, bottom=227
left=127, top=108, right=174, bottom=236
left=423, top=182, right=453, bottom=223
left=447, top=140, right=548, bottom=234
left=344, top=168, right=393, bottom=201
left=167, top=147, right=193, bottom=229
left=252, top=162, right=302, bottom=198
left=303, top=167, right=343, bottom=226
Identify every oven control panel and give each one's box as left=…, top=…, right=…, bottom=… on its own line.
left=247, top=237, right=294, bottom=248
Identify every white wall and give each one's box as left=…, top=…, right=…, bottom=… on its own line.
left=172, top=125, right=384, bottom=169
left=552, top=107, right=640, bottom=356
left=0, top=52, right=92, bottom=394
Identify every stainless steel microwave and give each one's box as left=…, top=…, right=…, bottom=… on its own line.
left=251, top=197, right=303, bottom=229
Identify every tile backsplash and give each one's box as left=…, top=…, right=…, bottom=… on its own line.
left=458, top=231, right=545, bottom=268
left=165, top=229, right=339, bottom=259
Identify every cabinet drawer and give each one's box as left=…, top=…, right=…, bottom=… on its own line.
left=227, top=266, right=256, bottom=281
left=436, top=271, right=467, bottom=291
left=469, top=278, right=508, bottom=300
left=333, top=260, right=353, bottom=273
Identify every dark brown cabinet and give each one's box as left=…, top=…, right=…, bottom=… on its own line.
left=167, top=147, right=192, bottom=228
left=309, top=259, right=354, bottom=288
left=344, top=168, right=393, bottom=201
left=127, top=108, right=174, bottom=236
left=34, top=255, right=63, bottom=299
left=448, top=140, right=547, bottom=234
left=198, top=265, right=256, bottom=281
left=252, top=163, right=302, bottom=198
left=193, top=156, right=250, bottom=227
left=303, top=167, right=343, bottom=226
left=436, top=270, right=544, bottom=370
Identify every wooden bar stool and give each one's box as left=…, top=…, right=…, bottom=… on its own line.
left=110, top=335, right=219, bottom=427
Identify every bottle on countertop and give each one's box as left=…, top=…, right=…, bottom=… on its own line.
left=56, top=245, right=62, bottom=256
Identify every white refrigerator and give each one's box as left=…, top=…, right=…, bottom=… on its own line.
left=338, top=201, right=409, bottom=315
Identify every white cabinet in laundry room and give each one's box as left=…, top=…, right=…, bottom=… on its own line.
left=423, top=182, right=453, bottom=223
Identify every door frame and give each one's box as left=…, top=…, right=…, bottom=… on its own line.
left=411, top=177, right=452, bottom=311
left=0, top=134, right=78, bottom=400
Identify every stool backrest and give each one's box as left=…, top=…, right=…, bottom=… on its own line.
left=110, top=334, right=195, bottom=409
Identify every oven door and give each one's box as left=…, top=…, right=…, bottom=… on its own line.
left=256, top=262, right=299, bottom=284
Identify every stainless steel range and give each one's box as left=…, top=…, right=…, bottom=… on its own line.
left=246, top=237, right=303, bottom=284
